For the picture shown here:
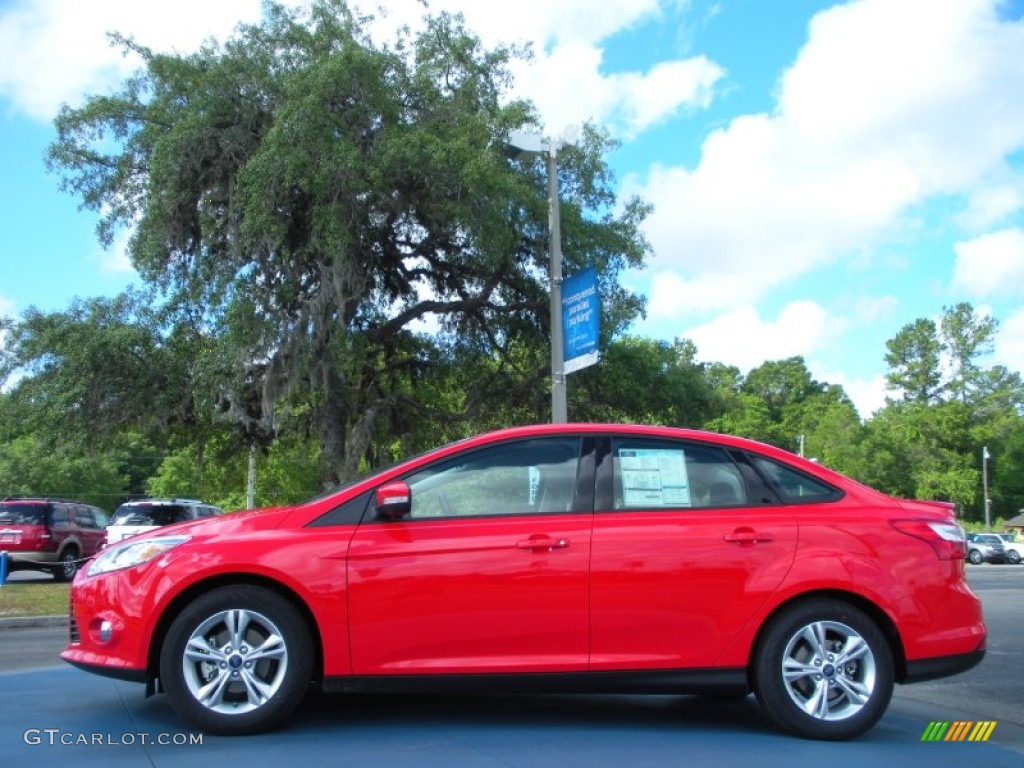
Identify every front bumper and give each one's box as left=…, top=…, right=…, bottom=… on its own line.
left=62, top=654, right=147, bottom=683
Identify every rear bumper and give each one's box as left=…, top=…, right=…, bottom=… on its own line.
left=904, top=647, right=986, bottom=683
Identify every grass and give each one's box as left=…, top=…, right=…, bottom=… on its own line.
left=0, top=581, right=69, bottom=618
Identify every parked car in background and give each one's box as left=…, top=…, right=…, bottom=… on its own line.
left=65, top=424, right=985, bottom=741
left=0, top=498, right=107, bottom=581
left=105, top=499, right=223, bottom=546
left=995, top=533, right=1023, bottom=564
left=966, top=532, right=1007, bottom=564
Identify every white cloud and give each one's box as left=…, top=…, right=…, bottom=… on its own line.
left=817, top=370, right=888, bottom=419
left=96, top=226, right=135, bottom=274
left=370, top=0, right=724, bottom=137
left=683, top=301, right=840, bottom=371
left=958, top=181, right=1024, bottom=230
left=0, top=1, right=723, bottom=142
left=994, top=307, right=1024, bottom=372
left=951, top=228, right=1024, bottom=299
left=511, top=47, right=722, bottom=139
left=632, top=0, right=1024, bottom=319
left=379, top=0, right=662, bottom=49
left=670, top=299, right=892, bottom=416
left=0, top=0, right=265, bottom=121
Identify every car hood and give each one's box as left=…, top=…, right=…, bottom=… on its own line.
left=144, top=506, right=296, bottom=540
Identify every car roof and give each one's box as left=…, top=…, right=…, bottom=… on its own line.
left=454, top=423, right=853, bottom=483
left=119, top=499, right=212, bottom=506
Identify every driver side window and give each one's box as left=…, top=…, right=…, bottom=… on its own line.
left=404, top=438, right=581, bottom=519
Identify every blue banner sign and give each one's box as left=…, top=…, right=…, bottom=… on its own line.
left=562, top=267, right=599, bottom=374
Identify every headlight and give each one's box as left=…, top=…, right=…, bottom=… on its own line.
left=87, top=535, right=191, bottom=576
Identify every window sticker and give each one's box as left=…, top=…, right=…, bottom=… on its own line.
left=619, top=448, right=691, bottom=507
left=528, top=466, right=541, bottom=506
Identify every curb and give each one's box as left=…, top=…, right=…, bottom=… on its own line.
left=0, top=615, right=66, bottom=629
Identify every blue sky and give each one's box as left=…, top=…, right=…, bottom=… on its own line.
left=1, top=0, right=1023, bottom=418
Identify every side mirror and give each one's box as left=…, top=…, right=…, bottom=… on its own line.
left=375, top=481, right=412, bottom=519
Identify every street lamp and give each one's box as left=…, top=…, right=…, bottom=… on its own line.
left=982, top=446, right=991, bottom=531
left=505, top=126, right=579, bottom=424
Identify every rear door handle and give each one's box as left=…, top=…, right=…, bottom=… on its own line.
left=516, top=536, right=570, bottom=551
left=724, top=529, right=775, bottom=545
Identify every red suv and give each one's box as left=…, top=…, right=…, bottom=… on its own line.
left=0, top=498, right=107, bottom=581
left=63, top=424, right=985, bottom=740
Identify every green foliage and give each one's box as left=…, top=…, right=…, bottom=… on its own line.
left=884, top=318, right=942, bottom=404
left=704, top=357, right=859, bottom=460
left=941, top=302, right=997, bottom=405
left=146, top=435, right=320, bottom=511
left=571, top=337, right=714, bottom=426
left=0, top=435, right=127, bottom=511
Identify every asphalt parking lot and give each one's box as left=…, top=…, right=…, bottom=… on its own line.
left=1, top=567, right=1022, bottom=767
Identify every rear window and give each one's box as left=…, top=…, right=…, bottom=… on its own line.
left=111, top=504, right=192, bottom=526
left=0, top=503, right=49, bottom=525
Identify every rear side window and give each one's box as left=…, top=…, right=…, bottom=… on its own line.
left=610, top=438, right=747, bottom=510
left=748, top=455, right=843, bottom=504
left=0, top=503, right=49, bottom=525
left=75, top=507, right=101, bottom=529
left=51, top=505, right=72, bottom=526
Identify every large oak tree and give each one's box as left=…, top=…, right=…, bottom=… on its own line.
left=47, top=1, right=649, bottom=484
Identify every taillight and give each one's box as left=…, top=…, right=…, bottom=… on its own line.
left=891, top=519, right=967, bottom=560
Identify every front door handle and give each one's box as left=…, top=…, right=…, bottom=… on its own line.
left=516, top=536, right=570, bottom=552
left=724, top=528, right=775, bottom=545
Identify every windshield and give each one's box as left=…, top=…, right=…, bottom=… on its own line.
left=111, top=504, right=192, bottom=526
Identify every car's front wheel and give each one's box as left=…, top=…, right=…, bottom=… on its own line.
left=752, top=599, right=894, bottom=740
left=967, top=549, right=983, bottom=565
left=1008, top=549, right=1021, bottom=565
left=159, top=586, right=313, bottom=735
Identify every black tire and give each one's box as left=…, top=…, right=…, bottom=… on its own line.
left=968, top=549, right=983, bottom=565
left=159, top=586, right=313, bottom=735
left=752, top=599, right=894, bottom=740
left=52, top=549, right=79, bottom=582
left=1008, top=550, right=1021, bottom=565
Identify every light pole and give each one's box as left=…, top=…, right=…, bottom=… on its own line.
left=505, top=127, right=578, bottom=424
left=982, top=446, right=991, bottom=531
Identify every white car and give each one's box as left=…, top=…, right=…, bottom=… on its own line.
left=105, top=499, right=223, bottom=546
left=996, top=533, right=1024, bottom=564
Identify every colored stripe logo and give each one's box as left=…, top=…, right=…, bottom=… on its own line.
left=921, top=721, right=996, bottom=742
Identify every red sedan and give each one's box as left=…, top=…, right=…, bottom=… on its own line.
left=63, top=424, right=985, bottom=740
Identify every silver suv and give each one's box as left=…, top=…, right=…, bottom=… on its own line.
left=105, top=499, right=223, bottom=546
left=966, top=532, right=1006, bottom=565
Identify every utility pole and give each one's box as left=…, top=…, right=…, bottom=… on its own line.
left=982, top=446, right=991, bottom=531
left=505, top=127, right=578, bottom=424
left=246, top=444, right=256, bottom=510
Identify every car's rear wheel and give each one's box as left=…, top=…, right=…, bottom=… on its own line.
left=53, top=549, right=79, bottom=582
left=752, top=599, right=894, bottom=740
left=1008, top=550, right=1021, bottom=565
left=159, top=586, right=313, bottom=735
left=967, top=549, right=983, bottom=565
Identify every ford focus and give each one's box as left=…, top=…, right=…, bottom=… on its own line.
left=63, top=424, right=985, bottom=740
